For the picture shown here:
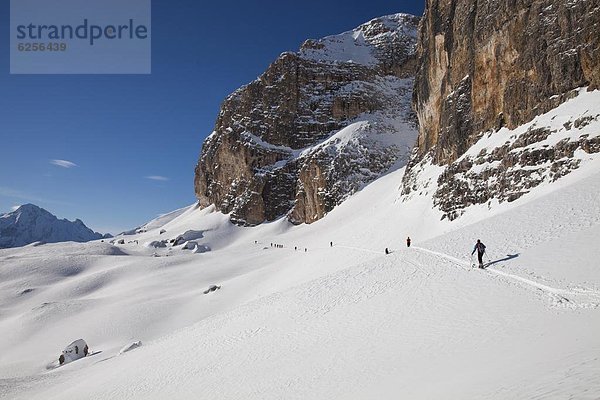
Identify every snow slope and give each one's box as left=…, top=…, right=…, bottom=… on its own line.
left=1, top=94, right=600, bottom=398
left=1, top=165, right=599, bottom=398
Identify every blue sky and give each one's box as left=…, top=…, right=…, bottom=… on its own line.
left=0, top=0, right=424, bottom=234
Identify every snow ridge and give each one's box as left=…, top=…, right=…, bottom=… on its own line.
left=299, top=13, right=418, bottom=65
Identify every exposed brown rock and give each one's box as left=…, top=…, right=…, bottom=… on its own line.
left=195, top=14, right=420, bottom=225
left=432, top=114, right=600, bottom=220
left=401, top=0, right=600, bottom=219
left=412, top=0, right=600, bottom=165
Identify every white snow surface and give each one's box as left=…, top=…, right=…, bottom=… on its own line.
left=1, top=95, right=600, bottom=398
left=299, top=13, right=417, bottom=65
left=461, top=87, right=600, bottom=163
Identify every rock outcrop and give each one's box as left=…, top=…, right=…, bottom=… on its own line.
left=195, top=13, right=420, bottom=225
left=411, top=0, right=600, bottom=165
left=402, top=0, right=600, bottom=219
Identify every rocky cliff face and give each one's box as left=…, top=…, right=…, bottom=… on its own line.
left=195, top=14, right=420, bottom=225
left=412, top=0, right=600, bottom=165
left=402, top=0, right=600, bottom=219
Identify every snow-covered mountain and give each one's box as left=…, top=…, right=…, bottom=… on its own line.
left=1, top=90, right=599, bottom=396
left=194, top=13, right=420, bottom=226
left=0, top=204, right=106, bottom=249
left=1, top=3, right=599, bottom=399
left=1, top=91, right=599, bottom=399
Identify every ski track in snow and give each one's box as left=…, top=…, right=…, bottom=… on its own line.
left=303, top=226, right=600, bottom=310
left=6, top=241, right=597, bottom=400
left=411, top=246, right=600, bottom=309
left=412, top=169, right=600, bottom=309
left=320, top=241, right=600, bottom=309
left=1, top=146, right=600, bottom=398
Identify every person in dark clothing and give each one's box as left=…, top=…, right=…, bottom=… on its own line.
left=385, top=248, right=389, bottom=255
left=471, top=239, right=487, bottom=268
left=330, top=242, right=333, bottom=247
left=406, top=237, right=411, bottom=247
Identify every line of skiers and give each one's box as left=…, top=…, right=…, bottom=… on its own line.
left=266, top=236, right=487, bottom=268
left=328, top=237, right=413, bottom=255
left=267, top=242, right=309, bottom=252
left=384, top=237, right=411, bottom=254
left=383, top=237, right=488, bottom=269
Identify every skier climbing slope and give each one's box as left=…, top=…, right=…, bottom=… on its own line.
left=471, top=239, right=486, bottom=268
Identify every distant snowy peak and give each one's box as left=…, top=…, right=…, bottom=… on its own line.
left=299, top=13, right=419, bottom=67
left=0, top=204, right=105, bottom=249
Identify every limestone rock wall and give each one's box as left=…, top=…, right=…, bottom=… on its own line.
left=195, top=14, right=420, bottom=225
left=412, top=0, right=600, bottom=165
left=401, top=0, right=600, bottom=220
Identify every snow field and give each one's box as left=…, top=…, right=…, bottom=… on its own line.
left=1, top=89, right=600, bottom=398
left=1, top=159, right=599, bottom=398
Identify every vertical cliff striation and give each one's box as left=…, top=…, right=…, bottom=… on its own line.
left=402, top=0, right=600, bottom=220
left=412, top=0, right=600, bottom=165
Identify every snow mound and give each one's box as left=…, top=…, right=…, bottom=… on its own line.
left=138, top=207, right=190, bottom=232
left=171, top=230, right=207, bottom=246
left=144, top=240, right=167, bottom=249
left=193, top=244, right=211, bottom=253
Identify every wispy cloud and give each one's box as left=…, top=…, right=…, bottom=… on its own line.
left=11, top=205, right=20, bottom=211
left=145, top=175, right=169, bottom=181
left=51, top=159, right=77, bottom=168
